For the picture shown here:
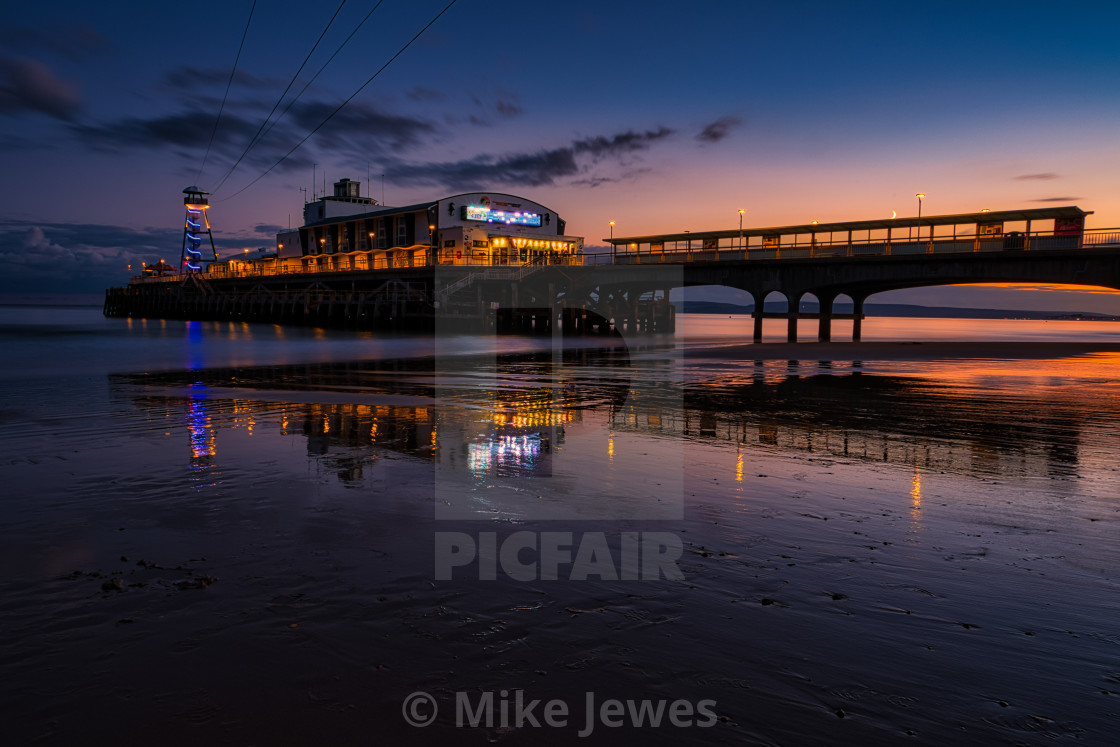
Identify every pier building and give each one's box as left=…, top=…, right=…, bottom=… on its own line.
left=235, top=181, right=583, bottom=277
left=105, top=201, right=1120, bottom=342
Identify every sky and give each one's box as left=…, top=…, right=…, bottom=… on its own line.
left=2, top=0, right=1119, bottom=312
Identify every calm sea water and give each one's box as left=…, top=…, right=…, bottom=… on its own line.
left=683, top=312, right=1120, bottom=343
left=3, top=305, right=1120, bottom=745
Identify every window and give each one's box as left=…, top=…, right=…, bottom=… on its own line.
left=396, top=216, right=410, bottom=246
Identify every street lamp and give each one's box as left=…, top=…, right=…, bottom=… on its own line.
left=738, top=209, right=745, bottom=249
left=609, top=221, right=616, bottom=262
left=915, top=193, right=925, bottom=244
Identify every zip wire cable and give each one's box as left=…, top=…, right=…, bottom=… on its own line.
left=212, top=0, right=349, bottom=194
left=197, top=0, right=257, bottom=183
left=217, top=0, right=459, bottom=204
left=251, top=0, right=385, bottom=156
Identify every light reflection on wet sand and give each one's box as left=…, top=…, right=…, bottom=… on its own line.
left=3, top=330, right=1120, bottom=743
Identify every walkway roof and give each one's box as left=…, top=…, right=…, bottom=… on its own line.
left=606, top=206, right=1092, bottom=245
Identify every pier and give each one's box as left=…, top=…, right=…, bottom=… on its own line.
left=105, top=205, right=1120, bottom=341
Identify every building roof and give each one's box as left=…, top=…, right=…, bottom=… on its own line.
left=304, top=200, right=438, bottom=227
left=303, top=192, right=567, bottom=228
left=607, top=206, right=1093, bottom=244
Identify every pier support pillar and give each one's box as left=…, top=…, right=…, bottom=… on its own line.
left=852, top=295, right=865, bottom=342
left=751, top=291, right=763, bottom=342
left=786, top=292, right=804, bottom=343
left=818, top=292, right=836, bottom=343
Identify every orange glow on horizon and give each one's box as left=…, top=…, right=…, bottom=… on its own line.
left=942, top=282, right=1120, bottom=295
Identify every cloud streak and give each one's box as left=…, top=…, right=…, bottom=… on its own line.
left=68, top=109, right=262, bottom=165
left=385, top=127, right=674, bottom=189
left=0, top=55, right=82, bottom=120
left=161, top=67, right=284, bottom=92
left=696, top=116, right=741, bottom=144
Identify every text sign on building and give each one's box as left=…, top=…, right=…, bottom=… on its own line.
left=1055, top=216, right=1085, bottom=236
left=463, top=205, right=543, bottom=227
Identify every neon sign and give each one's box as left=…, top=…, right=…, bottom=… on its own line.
left=185, top=208, right=204, bottom=270
left=463, top=205, right=542, bottom=227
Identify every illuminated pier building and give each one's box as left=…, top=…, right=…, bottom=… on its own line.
left=271, top=180, right=583, bottom=272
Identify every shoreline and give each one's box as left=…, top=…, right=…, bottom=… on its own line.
left=681, top=339, right=1120, bottom=361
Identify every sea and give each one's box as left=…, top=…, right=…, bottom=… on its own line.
left=2, top=305, right=1119, bottom=745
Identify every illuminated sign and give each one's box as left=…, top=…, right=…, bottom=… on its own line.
left=1055, top=216, right=1084, bottom=236
left=463, top=205, right=542, bottom=227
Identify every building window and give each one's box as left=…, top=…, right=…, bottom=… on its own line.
left=396, top=216, right=409, bottom=246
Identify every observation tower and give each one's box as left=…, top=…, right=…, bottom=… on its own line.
left=180, top=186, right=218, bottom=272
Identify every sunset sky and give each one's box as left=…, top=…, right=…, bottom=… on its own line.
left=2, top=1, right=1119, bottom=311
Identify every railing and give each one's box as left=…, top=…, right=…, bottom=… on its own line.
left=436, top=255, right=553, bottom=303
left=130, top=250, right=583, bottom=284
left=607, top=228, right=1120, bottom=265
left=128, top=229, right=1120, bottom=284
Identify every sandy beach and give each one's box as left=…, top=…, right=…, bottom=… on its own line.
left=3, top=309, right=1119, bottom=744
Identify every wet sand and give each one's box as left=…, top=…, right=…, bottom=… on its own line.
left=3, top=325, right=1120, bottom=745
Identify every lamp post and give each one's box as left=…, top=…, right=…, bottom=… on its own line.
left=915, top=193, right=925, bottom=245
left=609, top=221, right=616, bottom=263
left=738, top=209, right=745, bottom=249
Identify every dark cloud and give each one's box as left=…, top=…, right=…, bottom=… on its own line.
left=696, top=116, right=742, bottom=144
left=292, top=101, right=440, bottom=153
left=496, top=99, right=522, bottom=118
left=0, top=24, right=110, bottom=61
left=386, top=128, right=674, bottom=189
left=390, top=148, right=579, bottom=189
left=0, top=219, right=280, bottom=294
left=462, top=91, right=524, bottom=125
left=573, top=127, right=675, bottom=157
left=571, top=175, right=620, bottom=188
left=161, top=67, right=280, bottom=92
left=70, top=109, right=257, bottom=152
left=254, top=224, right=284, bottom=236
left=0, top=55, right=82, bottom=120
left=0, top=219, right=175, bottom=293
left=59, top=96, right=441, bottom=186
left=1015, top=173, right=1059, bottom=181
left=1030, top=196, right=1082, bottom=202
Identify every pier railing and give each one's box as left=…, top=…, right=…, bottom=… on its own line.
left=130, top=228, right=1120, bottom=284
left=130, top=250, right=583, bottom=284
left=593, top=228, right=1120, bottom=265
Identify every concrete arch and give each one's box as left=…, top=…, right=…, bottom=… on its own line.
left=832, top=292, right=855, bottom=313
left=749, top=290, right=791, bottom=342
left=565, top=250, right=1120, bottom=342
